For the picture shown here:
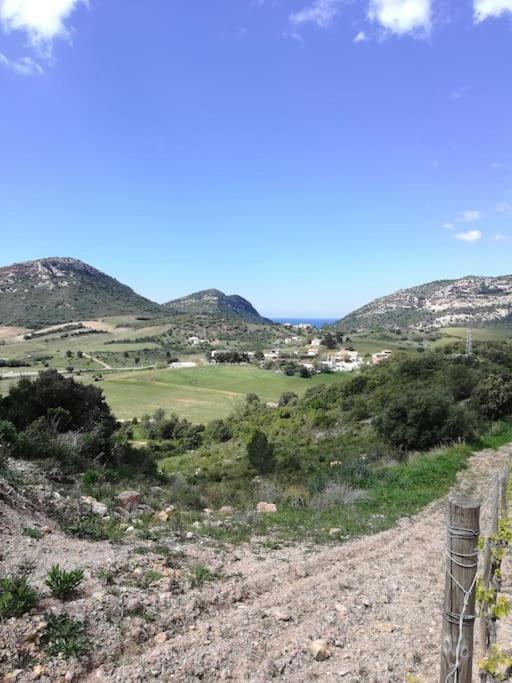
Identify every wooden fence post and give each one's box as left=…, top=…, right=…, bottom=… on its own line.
left=440, top=497, right=481, bottom=683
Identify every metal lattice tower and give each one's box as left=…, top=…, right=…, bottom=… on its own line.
left=465, top=318, right=473, bottom=356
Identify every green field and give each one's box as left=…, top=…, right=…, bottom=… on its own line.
left=88, top=366, right=347, bottom=423
left=434, top=326, right=511, bottom=346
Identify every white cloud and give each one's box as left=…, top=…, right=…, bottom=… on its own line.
left=354, top=30, right=368, bottom=41
left=368, top=0, right=431, bottom=35
left=474, top=0, right=512, bottom=22
left=0, top=0, right=86, bottom=75
left=493, top=233, right=511, bottom=243
left=289, top=0, right=343, bottom=29
left=457, top=209, right=481, bottom=223
left=0, top=0, right=86, bottom=56
left=0, top=51, right=42, bottom=75
left=453, top=230, right=482, bottom=242
left=443, top=222, right=455, bottom=230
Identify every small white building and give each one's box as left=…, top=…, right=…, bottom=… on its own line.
left=310, top=337, right=322, bottom=347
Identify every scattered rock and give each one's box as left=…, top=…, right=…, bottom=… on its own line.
left=40, top=526, right=52, bottom=534
left=30, top=666, right=44, bottom=681
left=310, top=639, right=331, bottom=661
left=81, top=495, right=108, bottom=516
left=329, top=528, right=342, bottom=537
left=265, top=608, right=291, bottom=622
left=376, top=622, right=394, bottom=633
left=116, top=490, right=142, bottom=511
left=155, top=631, right=168, bottom=644
left=192, top=521, right=202, bottom=530
left=155, top=511, right=169, bottom=522
left=256, top=502, right=277, bottom=513
left=219, top=506, right=235, bottom=516
left=186, top=531, right=194, bottom=540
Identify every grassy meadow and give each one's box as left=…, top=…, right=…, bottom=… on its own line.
left=88, top=365, right=347, bottom=422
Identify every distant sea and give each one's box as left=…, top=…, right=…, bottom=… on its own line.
left=272, top=317, right=337, bottom=329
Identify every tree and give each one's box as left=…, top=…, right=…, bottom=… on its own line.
left=246, top=430, right=275, bottom=474
left=375, top=389, right=473, bottom=452
left=321, top=332, right=337, bottom=350
left=298, top=366, right=311, bottom=378
left=471, top=374, right=512, bottom=420
left=0, top=370, right=116, bottom=435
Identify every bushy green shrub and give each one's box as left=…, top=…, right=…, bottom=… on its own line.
left=43, top=613, right=89, bottom=658
left=46, top=565, right=84, bottom=600
left=375, top=389, right=474, bottom=452
left=0, top=574, right=38, bottom=618
left=247, top=430, right=275, bottom=474
left=205, top=419, right=232, bottom=443
left=472, top=374, right=512, bottom=420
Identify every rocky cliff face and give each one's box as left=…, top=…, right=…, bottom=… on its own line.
left=338, top=275, right=512, bottom=330
left=0, top=257, right=163, bottom=328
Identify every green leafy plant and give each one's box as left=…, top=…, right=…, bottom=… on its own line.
left=43, top=612, right=89, bottom=658
left=189, top=564, right=217, bottom=588
left=0, top=574, right=38, bottom=618
left=23, top=526, right=43, bottom=540
left=45, top=565, right=84, bottom=601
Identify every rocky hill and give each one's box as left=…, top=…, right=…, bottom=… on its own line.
left=0, top=257, right=164, bottom=328
left=165, top=289, right=270, bottom=324
left=338, top=275, right=512, bottom=330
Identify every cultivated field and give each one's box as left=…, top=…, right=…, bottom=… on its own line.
left=87, top=366, right=346, bottom=422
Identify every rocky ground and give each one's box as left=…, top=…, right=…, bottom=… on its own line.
left=1, top=446, right=511, bottom=683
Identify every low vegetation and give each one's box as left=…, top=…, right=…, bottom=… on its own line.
left=45, top=565, right=84, bottom=601
left=0, top=574, right=38, bottom=619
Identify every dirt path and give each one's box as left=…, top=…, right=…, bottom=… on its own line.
left=2, top=446, right=510, bottom=682
left=82, top=352, right=112, bottom=370
left=91, top=445, right=512, bottom=683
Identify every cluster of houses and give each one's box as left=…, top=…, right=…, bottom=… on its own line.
left=188, top=329, right=394, bottom=374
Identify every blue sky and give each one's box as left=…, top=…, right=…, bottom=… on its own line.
left=1, top=0, right=512, bottom=317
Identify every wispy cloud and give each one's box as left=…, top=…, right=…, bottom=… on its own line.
left=443, top=222, right=455, bottom=230
left=496, top=202, right=512, bottom=215
left=453, top=229, right=482, bottom=242
left=451, top=86, right=470, bottom=100
left=493, top=233, right=512, bottom=244
left=474, top=0, right=512, bottom=22
left=289, top=0, right=344, bottom=30
left=368, top=0, right=431, bottom=36
left=354, top=30, right=368, bottom=42
left=457, top=209, right=481, bottom=223
left=0, top=52, right=43, bottom=75
left=0, top=0, right=87, bottom=74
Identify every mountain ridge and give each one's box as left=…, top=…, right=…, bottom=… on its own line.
left=165, top=288, right=270, bottom=324
left=0, top=257, right=164, bottom=328
left=337, top=274, right=512, bottom=330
